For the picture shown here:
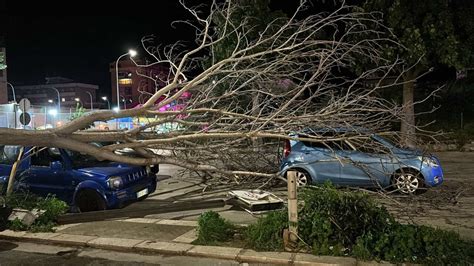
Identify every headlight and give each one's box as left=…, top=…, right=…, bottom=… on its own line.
left=107, top=176, right=123, bottom=189
left=419, top=156, right=439, bottom=167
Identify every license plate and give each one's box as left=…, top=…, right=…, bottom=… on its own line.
left=136, top=188, right=149, bottom=198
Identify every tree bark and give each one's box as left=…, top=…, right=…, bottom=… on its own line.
left=401, top=74, right=416, bottom=148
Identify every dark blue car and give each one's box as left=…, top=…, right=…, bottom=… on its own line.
left=0, top=145, right=158, bottom=212
left=280, top=129, right=444, bottom=194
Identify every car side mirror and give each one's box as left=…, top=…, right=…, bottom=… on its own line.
left=50, top=161, right=63, bottom=171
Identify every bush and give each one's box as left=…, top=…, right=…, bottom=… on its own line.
left=299, top=184, right=395, bottom=255
left=241, top=183, right=474, bottom=264
left=244, top=210, right=287, bottom=251
left=297, top=184, right=474, bottom=264
left=194, top=211, right=235, bottom=245
left=4, top=193, right=68, bottom=232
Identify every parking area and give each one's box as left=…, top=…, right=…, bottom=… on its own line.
left=57, top=152, right=474, bottom=241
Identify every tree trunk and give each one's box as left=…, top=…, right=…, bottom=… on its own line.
left=401, top=77, right=416, bottom=148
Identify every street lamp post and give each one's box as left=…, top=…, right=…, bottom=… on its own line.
left=115, top=49, right=137, bottom=111
left=74, top=97, right=83, bottom=108
left=85, top=91, right=94, bottom=110
left=101, top=96, right=110, bottom=109
left=120, top=95, right=127, bottom=109
left=48, top=87, right=61, bottom=114
left=6, top=82, right=16, bottom=103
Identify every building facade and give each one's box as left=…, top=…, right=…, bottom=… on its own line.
left=109, top=58, right=168, bottom=108
left=0, top=46, right=8, bottom=104
left=15, top=77, right=99, bottom=111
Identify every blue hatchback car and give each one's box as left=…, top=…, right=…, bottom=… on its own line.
left=280, top=129, right=444, bottom=194
left=0, top=145, right=158, bottom=212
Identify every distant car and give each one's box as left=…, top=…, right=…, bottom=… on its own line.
left=280, top=129, right=444, bottom=194
left=0, top=145, right=159, bottom=212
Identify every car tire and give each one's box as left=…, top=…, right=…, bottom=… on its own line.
left=75, top=189, right=106, bottom=212
left=287, top=169, right=311, bottom=187
left=391, top=169, right=426, bottom=195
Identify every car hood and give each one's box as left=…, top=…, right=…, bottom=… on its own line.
left=76, top=165, right=142, bottom=178
left=391, top=147, right=425, bottom=158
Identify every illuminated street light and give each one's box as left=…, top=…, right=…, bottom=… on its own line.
left=102, top=96, right=110, bottom=109
left=48, top=109, right=58, bottom=116
left=116, top=49, right=137, bottom=111
left=48, top=99, right=53, bottom=103
left=112, top=106, right=120, bottom=113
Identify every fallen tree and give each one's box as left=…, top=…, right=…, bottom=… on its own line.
left=1, top=0, right=421, bottom=182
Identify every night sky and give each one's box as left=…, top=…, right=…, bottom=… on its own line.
left=3, top=1, right=213, bottom=97
left=3, top=1, right=298, bottom=98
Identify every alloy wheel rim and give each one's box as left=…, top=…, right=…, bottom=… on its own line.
left=395, top=173, right=419, bottom=194
left=296, top=172, right=308, bottom=187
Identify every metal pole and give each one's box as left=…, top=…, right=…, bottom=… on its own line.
left=120, top=95, right=127, bottom=109
left=116, top=52, right=129, bottom=111
left=7, top=82, right=16, bottom=103
left=49, top=87, right=61, bottom=113
left=85, top=91, right=94, bottom=110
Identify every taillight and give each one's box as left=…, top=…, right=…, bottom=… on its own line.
left=283, top=140, right=291, bottom=158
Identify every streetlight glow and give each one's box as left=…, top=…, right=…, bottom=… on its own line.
left=129, top=49, right=137, bottom=57
left=48, top=99, right=53, bottom=103
left=74, top=98, right=80, bottom=102
left=101, top=96, right=107, bottom=101
left=112, top=107, right=120, bottom=113
left=48, top=109, right=58, bottom=116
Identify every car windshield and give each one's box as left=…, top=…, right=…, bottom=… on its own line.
left=372, top=134, right=404, bottom=149
left=49, top=143, right=111, bottom=169
left=0, top=145, right=21, bottom=164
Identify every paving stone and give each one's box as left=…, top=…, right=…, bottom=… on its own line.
left=23, top=232, right=62, bottom=241
left=294, top=253, right=357, bottom=266
left=87, top=237, right=145, bottom=250
left=172, top=228, right=197, bottom=243
left=237, top=249, right=294, bottom=264
left=156, top=219, right=197, bottom=227
left=49, top=234, right=98, bottom=246
left=53, top=223, right=80, bottom=232
left=0, top=230, right=27, bottom=238
left=134, top=240, right=193, bottom=255
left=186, top=245, right=242, bottom=260
left=121, top=218, right=161, bottom=224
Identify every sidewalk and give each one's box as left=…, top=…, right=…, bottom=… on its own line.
left=0, top=217, right=367, bottom=266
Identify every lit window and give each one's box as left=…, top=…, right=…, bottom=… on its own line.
left=119, top=78, right=133, bottom=85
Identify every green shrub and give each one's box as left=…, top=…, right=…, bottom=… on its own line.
left=297, top=184, right=474, bottom=264
left=194, top=211, right=235, bottom=245
left=242, top=183, right=474, bottom=264
left=5, top=193, right=68, bottom=232
left=244, top=210, right=287, bottom=251
left=298, top=184, right=395, bottom=255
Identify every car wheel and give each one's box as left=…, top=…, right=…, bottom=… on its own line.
left=392, top=169, right=425, bottom=194
left=75, top=189, right=106, bottom=212
left=287, top=169, right=311, bottom=187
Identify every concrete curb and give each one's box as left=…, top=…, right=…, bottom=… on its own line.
left=0, top=230, right=381, bottom=265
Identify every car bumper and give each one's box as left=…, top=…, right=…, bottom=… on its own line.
left=105, top=175, right=157, bottom=208
left=421, top=158, right=444, bottom=187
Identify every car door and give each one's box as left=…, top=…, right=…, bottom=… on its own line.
left=18, top=147, right=73, bottom=201
left=298, top=140, right=343, bottom=184
left=339, top=137, right=394, bottom=187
